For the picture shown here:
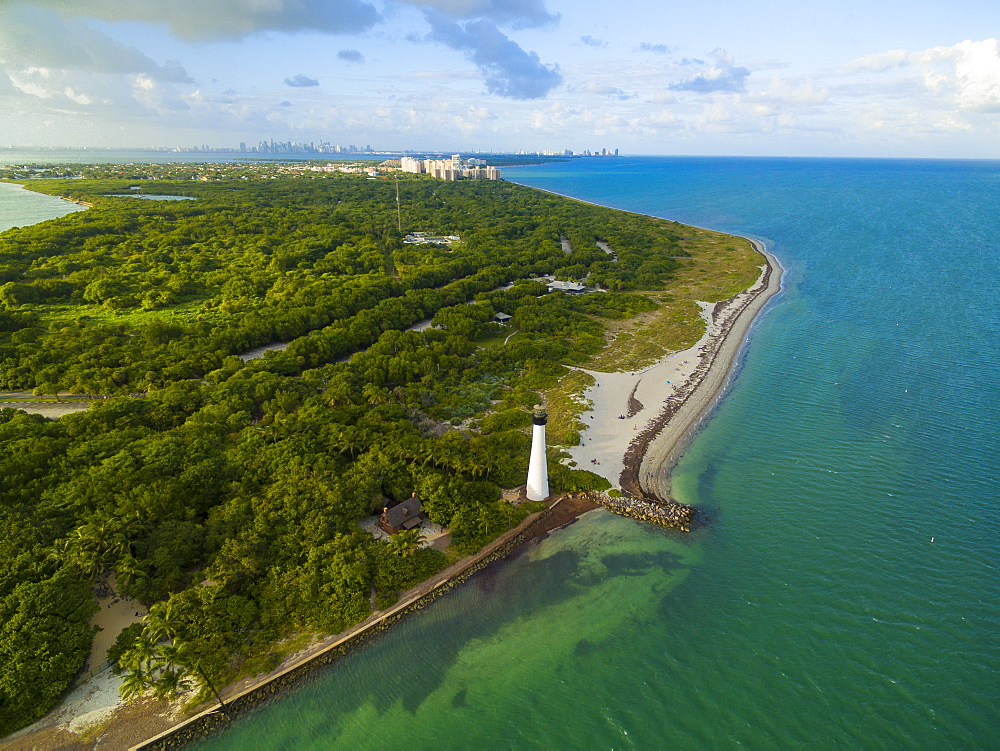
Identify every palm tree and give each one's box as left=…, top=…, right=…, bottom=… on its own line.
left=118, top=631, right=160, bottom=700
left=468, top=439, right=498, bottom=478
left=46, top=537, right=75, bottom=570
left=120, top=599, right=232, bottom=720
left=386, top=528, right=426, bottom=558
left=330, top=425, right=361, bottom=458
left=362, top=382, right=391, bottom=406
left=121, top=637, right=194, bottom=701
left=66, top=516, right=139, bottom=594
left=119, top=664, right=153, bottom=702
left=382, top=435, right=421, bottom=463
left=323, top=379, right=355, bottom=407
left=164, top=641, right=230, bottom=719
left=115, top=553, right=148, bottom=594
left=151, top=665, right=195, bottom=700
left=143, top=598, right=184, bottom=643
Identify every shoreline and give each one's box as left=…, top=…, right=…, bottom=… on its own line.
left=503, top=180, right=657, bottom=219
left=5, top=214, right=781, bottom=750
left=129, top=494, right=602, bottom=751
left=507, top=179, right=784, bottom=517
left=630, top=240, right=782, bottom=503
left=564, top=239, right=782, bottom=519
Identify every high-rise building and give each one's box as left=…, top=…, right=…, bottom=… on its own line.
left=400, top=156, right=424, bottom=173
left=399, top=157, right=500, bottom=181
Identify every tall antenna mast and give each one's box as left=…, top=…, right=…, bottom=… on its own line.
left=395, top=177, right=402, bottom=233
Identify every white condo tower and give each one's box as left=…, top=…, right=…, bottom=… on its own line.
left=526, top=404, right=549, bottom=501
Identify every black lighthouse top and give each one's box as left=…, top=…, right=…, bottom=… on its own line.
left=532, top=404, right=548, bottom=426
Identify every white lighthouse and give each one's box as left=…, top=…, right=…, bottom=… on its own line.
left=526, top=404, right=550, bottom=501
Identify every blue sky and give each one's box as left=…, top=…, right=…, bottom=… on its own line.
left=1, top=0, right=998, bottom=157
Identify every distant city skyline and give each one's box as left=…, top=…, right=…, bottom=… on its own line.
left=0, top=141, right=618, bottom=158
left=1, top=0, right=998, bottom=159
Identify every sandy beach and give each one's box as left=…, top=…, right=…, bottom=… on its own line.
left=5, top=242, right=781, bottom=751
left=569, top=240, right=782, bottom=501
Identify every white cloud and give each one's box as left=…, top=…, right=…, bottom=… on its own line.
left=930, top=39, right=1000, bottom=112
left=394, top=0, right=558, bottom=28
left=0, top=1, right=996, bottom=157
left=843, top=48, right=912, bottom=74
left=669, top=49, right=750, bottom=93
left=762, top=77, right=828, bottom=105
left=596, top=38, right=1000, bottom=149
left=0, top=5, right=192, bottom=82
left=423, top=11, right=562, bottom=99
left=638, top=43, right=675, bottom=54
left=285, top=74, right=320, bottom=87
left=843, top=38, right=1000, bottom=113
left=1, top=0, right=564, bottom=105
left=586, top=83, right=633, bottom=100
left=338, top=49, right=365, bottom=63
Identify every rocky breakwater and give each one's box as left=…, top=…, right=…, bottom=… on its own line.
left=582, top=490, right=694, bottom=532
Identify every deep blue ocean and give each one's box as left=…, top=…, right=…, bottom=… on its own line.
left=3, top=156, right=996, bottom=748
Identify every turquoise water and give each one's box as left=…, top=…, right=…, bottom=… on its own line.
left=196, top=157, right=998, bottom=749
left=4, top=157, right=996, bottom=747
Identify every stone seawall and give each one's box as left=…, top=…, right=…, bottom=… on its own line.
left=134, top=498, right=568, bottom=750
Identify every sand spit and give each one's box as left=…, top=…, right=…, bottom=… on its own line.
left=567, top=239, right=782, bottom=518
left=633, top=241, right=781, bottom=502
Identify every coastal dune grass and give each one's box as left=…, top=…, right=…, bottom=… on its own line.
left=542, top=226, right=764, bottom=445
left=584, top=228, right=762, bottom=373
left=542, top=369, right=595, bottom=446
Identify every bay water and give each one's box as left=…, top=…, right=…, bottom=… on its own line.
left=0, top=181, right=83, bottom=233
left=3, top=157, right=996, bottom=748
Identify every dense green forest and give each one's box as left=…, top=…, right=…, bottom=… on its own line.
left=0, top=169, right=694, bottom=735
